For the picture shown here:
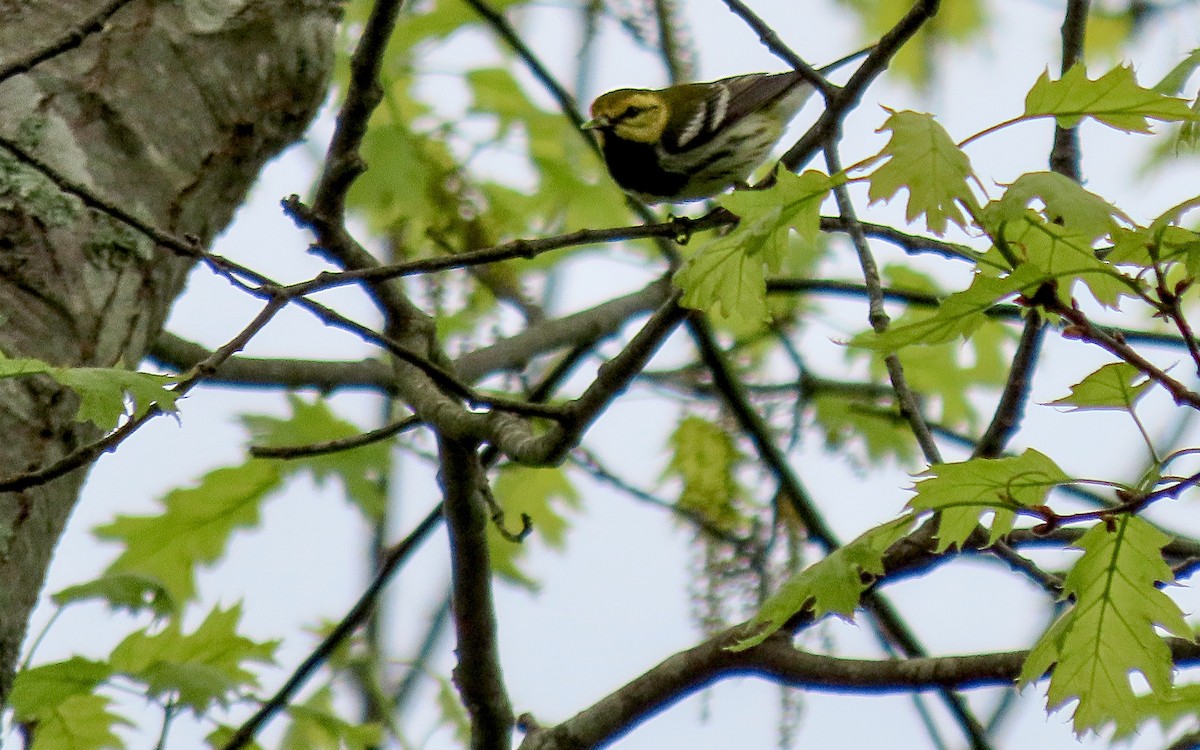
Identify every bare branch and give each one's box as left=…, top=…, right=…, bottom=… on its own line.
left=824, top=143, right=942, bottom=465
left=973, top=313, right=1046, bottom=459
left=1049, top=0, right=1090, bottom=180
left=220, top=504, right=444, bottom=750
left=782, top=0, right=942, bottom=171
left=440, top=437, right=514, bottom=750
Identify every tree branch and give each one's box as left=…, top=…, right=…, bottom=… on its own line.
left=439, top=437, right=514, bottom=750
left=221, top=504, right=444, bottom=750
left=1049, top=0, right=1089, bottom=180
left=825, top=142, right=942, bottom=465
left=782, top=0, right=943, bottom=171
left=973, top=312, right=1046, bottom=459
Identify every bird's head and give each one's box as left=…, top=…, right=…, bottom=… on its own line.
left=583, top=89, right=669, bottom=144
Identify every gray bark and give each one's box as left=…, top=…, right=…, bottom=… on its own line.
left=0, top=0, right=336, bottom=703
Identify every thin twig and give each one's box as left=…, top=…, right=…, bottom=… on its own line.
left=717, top=0, right=831, bottom=96
left=1049, top=298, right=1200, bottom=410
left=313, top=0, right=406, bottom=217
left=290, top=206, right=732, bottom=294
left=782, top=0, right=942, bottom=171
left=392, top=586, right=454, bottom=713
left=824, top=143, right=942, bottom=465
left=220, top=504, right=444, bottom=750
left=460, top=0, right=590, bottom=137
left=652, top=0, right=694, bottom=84
left=250, top=415, right=423, bottom=460
left=686, top=316, right=842, bottom=552
left=0, top=294, right=289, bottom=493
left=570, top=447, right=751, bottom=549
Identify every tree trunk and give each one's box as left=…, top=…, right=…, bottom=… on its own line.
left=0, top=0, right=336, bottom=703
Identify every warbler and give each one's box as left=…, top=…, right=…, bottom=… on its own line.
left=583, top=49, right=868, bottom=204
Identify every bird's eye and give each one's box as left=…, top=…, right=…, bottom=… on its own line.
left=620, top=105, right=644, bottom=119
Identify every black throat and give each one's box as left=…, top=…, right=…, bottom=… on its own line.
left=599, top=135, right=687, bottom=200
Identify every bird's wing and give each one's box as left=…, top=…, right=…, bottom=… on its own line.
left=661, top=72, right=800, bottom=153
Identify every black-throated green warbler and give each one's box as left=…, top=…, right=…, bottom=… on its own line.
left=583, top=50, right=868, bottom=204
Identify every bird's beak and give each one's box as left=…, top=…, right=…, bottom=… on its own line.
left=581, top=117, right=607, bottom=130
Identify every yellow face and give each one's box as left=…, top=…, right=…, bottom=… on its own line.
left=587, top=90, right=668, bottom=144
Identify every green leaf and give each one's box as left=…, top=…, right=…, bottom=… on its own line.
left=10, top=657, right=113, bottom=721
left=1153, top=49, right=1200, bottom=96
left=662, top=415, right=745, bottom=530
left=207, top=726, right=263, bottom=750
left=1049, top=362, right=1151, bottom=412
left=23, top=694, right=130, bottom=750
left=466, top=66, right=627, bottom=229
left=0, top=353, right=178, bottom=431
left=281, top=686, right=384, bottom=750
left=833, top=0, right=985, bottom=83
left=1020, top=516, right=1190, bottom=734
left=52, top=572, right=177, bottom=617
left=1108, top=194, right=1200, bottom=269
left=675, top=170, right=831, bottom=327
left=909, top=449, right=1069, bottom=551
left=111, top=603, right=278, bottom=713
left=851, top=264, right=1044, bottom=352
left=9, top=654, right=125, bottom=749
left=243, top=395, right=389, bottom=520
left=983, top=208, right=1135, bottom=308
left=468, top=68, right=533, bottom=137
left=867, top=110, right=975, bottom=235
left=1121, top=683, right=1200, bottom=738
left=435, top=677, right=471, bottom=746
left=349, top=82, right=455, bottom=233
left=986, top=172, right=1123, bottom=244
left=54, top=367, right=179, bottom=430
left=811, top=394, right=917, bottom=464
left=1024, top=64, right=1197, bottom=132
left=731, top=514, right=918, bottom=650
left=389, top=0, right=529, bottom=45
left=488, top=465, right=579, bottom=589
left=95, top=459, right=282, bottom=606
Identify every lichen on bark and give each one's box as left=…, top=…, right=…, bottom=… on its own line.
left=0, top=0, right=339, bottom=703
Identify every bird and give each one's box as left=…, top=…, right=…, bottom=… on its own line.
left=582, top=49, right=869, bottom=204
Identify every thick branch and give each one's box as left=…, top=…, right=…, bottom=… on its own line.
left=440, top=438, right=513, bottom=750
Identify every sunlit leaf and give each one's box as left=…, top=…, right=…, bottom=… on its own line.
left=111, top=603, right=278, bottom=713
left=1020, top=517, right=1190, bottom=734
left=243, top=395, right=390, bottom=521
left=52, top=572, right=176, bottom=618
left=676, top=171, right=831, bottom=327
left=1024, top=64, right=1197, bottom=132
left=909, top=449, right=1069, bottom=551
left=22, top=694, right=129, bottom=750
left=95, top=460, right=282, bottom=606
left=1049, top=362, right=1151, bottom=412
left=10, top=658, right=113, bottom=720
left=663, top=415, right=745, bottom=530
left=0, top=353, right=177, bottom=431
left=867, top=110, right=975, bottom=235
left=851, top=264, right=1044, bottom=351
left=488, top=464, right=580, bottom=589
left=731, top=514, right=918, bottom=650
left=281, top=686, right=384, bottom=750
